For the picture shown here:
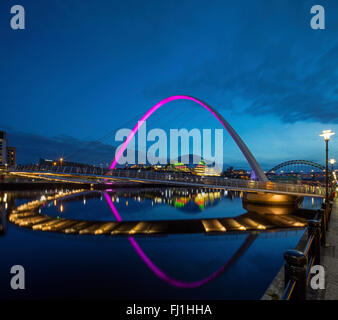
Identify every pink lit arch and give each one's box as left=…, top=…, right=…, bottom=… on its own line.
left=110, top=95, right=267, bottom=181
left=104, top=192, right=256, bottom=288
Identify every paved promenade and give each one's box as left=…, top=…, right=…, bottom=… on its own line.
left=313, top=197, right=338, bottom=299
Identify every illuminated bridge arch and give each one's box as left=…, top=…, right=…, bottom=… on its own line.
left=110, top=95, right=268, bottom=182
left=268, top=160, right=325, bottom=174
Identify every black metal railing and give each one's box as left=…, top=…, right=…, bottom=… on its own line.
left=281, top=199, right=333, bottom=300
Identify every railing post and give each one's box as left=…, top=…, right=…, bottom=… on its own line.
left=308, top=220, right=321, bottom=265
left=319, top=208, right=326, bottom=246
left=322, top=203, right=329, bottom=231
left=327, top=201, right=333, bottom=223
left=284, top=250, right=307, bottom=300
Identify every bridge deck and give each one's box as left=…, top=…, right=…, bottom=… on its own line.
left=10, top=166, right=326, bottom=198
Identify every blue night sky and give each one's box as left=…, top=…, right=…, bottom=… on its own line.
left=0, top=0, right=338, bottom=169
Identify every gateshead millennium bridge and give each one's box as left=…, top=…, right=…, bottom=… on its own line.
left=8, top=96, right=327, bottom=201
left=10, top=165, right=325, bottom=199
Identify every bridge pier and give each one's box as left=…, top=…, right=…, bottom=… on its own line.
left=243, top=192, right=303, bottom=206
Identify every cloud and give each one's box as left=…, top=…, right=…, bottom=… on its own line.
left=143, top=1, right=338, bottom=124
left=4, top=130, right=116, bottom=166
left=146, top=42, right=338, bottom=124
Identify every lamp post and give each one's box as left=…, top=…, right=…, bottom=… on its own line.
left=319, top=130, right=335, bottom=203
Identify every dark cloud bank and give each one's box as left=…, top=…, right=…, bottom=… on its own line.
left=5, top=130, right=116, bottom=166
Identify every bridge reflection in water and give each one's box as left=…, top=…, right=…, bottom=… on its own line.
left=6, top=188, right=316, bottom=236
left=3, top=188, right=316, bottom=289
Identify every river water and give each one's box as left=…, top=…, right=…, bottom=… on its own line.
left=0, top=188, right=322, bottom=300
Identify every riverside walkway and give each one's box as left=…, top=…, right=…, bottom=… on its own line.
left=314, top=197, right=338, bottom=299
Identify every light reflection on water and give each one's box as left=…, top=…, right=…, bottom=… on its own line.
left=0, top=189, right=322, bottom=300
left=44, top=189, right=245, bottom=221
left=37, top=189, right=322, bottom=222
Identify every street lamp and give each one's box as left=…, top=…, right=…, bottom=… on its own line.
left=59, top=157, right=64, bottom=166
left=319, top=130, right=335, bottom=203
